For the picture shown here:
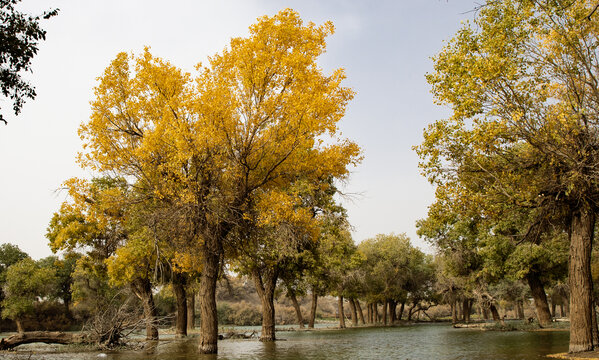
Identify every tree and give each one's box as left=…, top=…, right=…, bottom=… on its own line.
left=2, top=258, right=56, bottom=332
left=358, top=234, right=435, bottom=324
left=418, top=0, right=599, bottom=352
left=0, top=0, right=58, bottom=124
left=0, top=243, right=27, bottom=292
left=78, top=9, right=360, bottom=354
left=316, top=216, right=360, bottom=329
left=46, top=177, right=128, bottom=323
left=37, top=253, right=80, bottom=319
left=418, top=195, right=568, bottom=327
left=106, top=231, right=160, bottom=340
left=301, top=199, right=357, bottom=328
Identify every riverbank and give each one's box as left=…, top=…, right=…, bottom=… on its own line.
left=549, top=351, right=599, bottom=359
left=452, top=319, right=570, bottom=332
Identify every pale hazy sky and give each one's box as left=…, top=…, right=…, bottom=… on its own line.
left=0, top=0, right=477, bottom=259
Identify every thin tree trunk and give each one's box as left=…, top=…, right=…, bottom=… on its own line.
left=374, top=303, right=379, bottom=323
left=592, top=302, right=599, bottom=347
left=187, top=289, right=196, bottom=332
left=389, top=300, right=397, bottom=323
left=526, top=272, right=552, bottom=328
left=451, top=301, right=458, bottom=324
left=517, top=300, right=525, bottom=320
left=131, top=277, right=158, bottom=340
left=367, top=303, right=372, bottom=324
left=348, top=298, right=358, bottom=326
left=15, top=320, right=23, bottom=334
left=407, top=305, right=416, bottom=321
left=289, top=292, right=304, bottom=328
left=308, top=290, right=318, bottom=329
left=482, top=307, right=489, bottom=320
left=398, top=302, right=405, bottom=321
left=568, top=205, right=595, bottom=353
left=198, top=245, right=220, bottom=354
left=356, top=299, right=365, bottom=325
left=63, top=299, right=72, bottom=320
left=338, top=295, right=346, bottom=329
left=383, top=300, right=388, bottom=325
left=560, top=303, right=565, bottom=318
left=552, top=301, right=557, bottom=318
left=253, top=268, right=278, bottom=342
left=463, top=299, right=471, bottom=324
left=172, top=273, right=187, bottom=338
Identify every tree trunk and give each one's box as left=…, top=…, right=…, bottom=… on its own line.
left=367, top=303, right=372, bottom=324
left=398, top=302, right=405, bottom=321
left=0, top=331, right=90, bottom=350
left=348, top=298, right=358, bottom=326
left=187, top=289, right=196, bottom=332
left=172, top=273, right=187, bottom=338
left=383, top=300, right=388, bottom=325
left=63, top=298, right=72, bottom=320
left=592, top=302, right=599, bottom=347
left=374, top=303, right=379, bottom=323
left=253, top=268, right=278, bottom=342
left=131, top=277, right=158, bottom=340
left=482, top=307, right=489, bottom=320
left=451, top=301, right=457, bottom=324
left=560, top=303, right=565, bottom=318
left=338, top=296, right=346, bottom=329
left=389, top=300, right=397, bottom=323
left=289, top=292, right=304, bottom=328
left=356, top=299, right=365, bottom=325
left=568, top=205, right=595, bottom=353
left=15, top=320, right=23, bottom=334
left=407, top=305, right=416, bottom=321
left=198, top=246, right=219, bottom=354
left=308, top=290, right=318, bottom=328
left=463, top=299, right=471, bottom=324
left=552, top=301, right=557, bottom=318
left=517, top=300, right=525, bottom=320
left=489, top=304, right=501, bottom=322
left=526, top=272, right=552, bottom=328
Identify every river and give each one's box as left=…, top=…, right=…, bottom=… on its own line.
left=3, top=324, right=570, bottom=359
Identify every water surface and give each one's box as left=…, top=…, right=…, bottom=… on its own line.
left=4, top=324, right=570, bottom=360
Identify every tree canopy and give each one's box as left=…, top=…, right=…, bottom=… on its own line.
left=0, top=0, right=58, bottom=124
left=417, top=0, right=599, bottom=352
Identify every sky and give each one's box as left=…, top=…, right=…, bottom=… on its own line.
left=0, top=0, right=479, bottom=259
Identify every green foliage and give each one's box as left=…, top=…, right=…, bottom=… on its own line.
left=357, top=233, right=435, bottom=306
left=35, top=252, right=80, bottom=312
left=0, top=243, right=27, bottom=279
left=1, top=257, right=56, bottom=321
left=153, top=286, right=176, bottom=317
left=70, top=255, right=119, bottom=320
left=0, top=0, right=58, bottom=124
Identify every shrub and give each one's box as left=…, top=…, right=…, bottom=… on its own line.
left=218, top=301, right=262, bottom=326
left=154, top=287, right=176, bottom=317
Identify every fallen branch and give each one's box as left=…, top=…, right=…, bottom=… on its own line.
left=0, top=331, right=90, bottom=350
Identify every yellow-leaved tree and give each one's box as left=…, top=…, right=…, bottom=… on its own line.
left=78, top=9, right=360, bottom=353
